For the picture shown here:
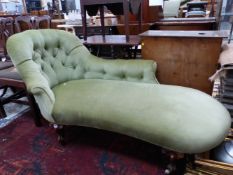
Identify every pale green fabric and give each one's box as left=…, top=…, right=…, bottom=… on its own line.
left=6, top=29, right=231, bottom=154
left=52, top=79, right=230, bottom=153
left=7, top=29, right=157, bottom=122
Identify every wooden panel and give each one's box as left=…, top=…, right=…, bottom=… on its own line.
left=151, top=18, right=217, bottom=30
left=117, top=23, right=150, bottom=35
left=154, top=24, right=214, bottom=30
left=117, top=0, right=163, bottom=23
left=141, top=36, right=222, bottom=94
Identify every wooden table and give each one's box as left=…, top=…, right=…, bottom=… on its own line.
left=140, top=30, right=228, bottom=94
left=83, top=35, right=141, bottom=58
left=80, top=0, right=142, bottom=41
left=151, top=17, right=217, bottom=30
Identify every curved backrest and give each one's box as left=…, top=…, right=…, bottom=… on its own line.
left=7, top=29, right=89, bottom=87
left=7, top=29, right=157, bottom=89
left=34, top=15, right=51, bottom=29
left=15, top=16, right=34, bottom=33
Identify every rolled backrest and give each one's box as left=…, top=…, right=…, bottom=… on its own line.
left=7, top=29, right=90, bottom=88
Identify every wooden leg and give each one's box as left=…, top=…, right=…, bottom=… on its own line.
left=164, top=152, right=177, bottom=174
left=185, top=154, right=196, bottom=170
left=0, top=86, right=7, bottom=118
left=53, top=124, right=65, bottom=146
left=0, top=86, right=8, bottom=97
left=160, top=149, right=188, bottom=174
left=229, top=23, right=233, bottom=44
left=27, top=93, right=42, bottom=127
left=133, top=45, right=138, bottom=59
left=0, top=102, right=6, bottom=118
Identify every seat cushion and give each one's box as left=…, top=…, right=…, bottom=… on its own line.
left=52, top=79, right=231, bottom=154
left=0, top=67, right=22, bottom=80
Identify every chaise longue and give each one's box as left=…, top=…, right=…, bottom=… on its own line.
left=6, top=29, right=231, bottom=154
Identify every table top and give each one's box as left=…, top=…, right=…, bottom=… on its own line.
left=139, top=30, right=228, bottom=38
left=82, top=35, right=141, bottom=46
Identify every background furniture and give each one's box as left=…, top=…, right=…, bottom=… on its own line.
left=150, top=17, right=217, bottom=31
left=15, top=15, right=51, bottom=32
left=0, top=17, right=14, bottom=60
left=25, top=0, right=42, bottom=13
left=140, top=30, right=227, bottom=94
left=15, top=15, right=34, bottom=32
left=80, top=0, right=142, bottom=41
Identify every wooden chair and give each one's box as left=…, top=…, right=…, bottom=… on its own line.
left=0, top=17, right=14, bottom=60
left=34, top=15, right=51, bottom=29
left=14, top=16, right=34, bottom=33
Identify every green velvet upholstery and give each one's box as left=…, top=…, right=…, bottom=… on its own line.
left=7, top=29, right=231, bottom=154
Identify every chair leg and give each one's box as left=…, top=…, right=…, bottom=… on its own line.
left=0, top=86, right=8, bottom=97
left=27, top=93, right=42, bottom=127
left=0, top=102, right=6, bottom=118
left=185, top=154, right=196, bottom=170
left=228, top=22, right=233, bottom=44
left=53, top=124, right=65, bottom=146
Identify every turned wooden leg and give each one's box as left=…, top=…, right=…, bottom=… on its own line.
left=53, top=124, right=65, bottom=146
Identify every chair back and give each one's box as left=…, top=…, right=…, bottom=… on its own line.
left=34, top=15, right=51, bottom=29
left=15, top=16, right=34, bottom=33
left=0, top=17, right=14, bottom=59
left=7, top=29, right=87, bottom=88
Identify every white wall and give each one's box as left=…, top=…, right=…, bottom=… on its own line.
left=0, top=0, right=81, bottom=13
left=75, top=0, right=80, bottom=10
left=149, top=0, right=163, bottom=7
